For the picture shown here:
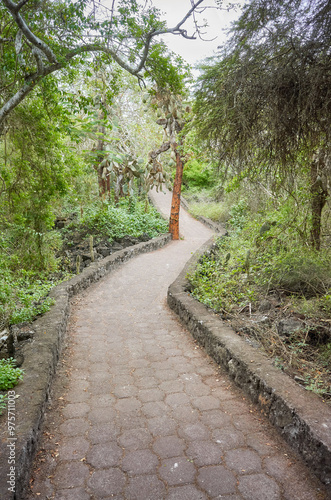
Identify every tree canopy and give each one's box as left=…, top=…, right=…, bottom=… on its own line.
left=0, top=0, right=211, bottom=130
left=194, top=0, right=331, bottom=248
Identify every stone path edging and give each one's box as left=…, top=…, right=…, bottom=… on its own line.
left=0, top=233, right=171, bottom=499
left=167, top=237, right=331, bottom=487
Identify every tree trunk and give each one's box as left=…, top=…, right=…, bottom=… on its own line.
left=169, top=149, right=184, bottom=240
left=94, top=118, right=110, bottom=199
left=310, top=158, right=328, bottom=250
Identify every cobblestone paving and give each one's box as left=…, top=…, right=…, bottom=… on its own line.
left=28, top=191, right=329, bottom=499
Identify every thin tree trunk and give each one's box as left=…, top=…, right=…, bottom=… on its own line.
left=94, top=116, right=108, bottom=199
left=169, top=149, right=184, bottom=240
left=310, top=159, right=327, bottom=250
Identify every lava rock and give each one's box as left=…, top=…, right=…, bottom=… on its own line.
left=277, top=318, right=303, bottom=337
left=259, top=300, right=272, bottom=312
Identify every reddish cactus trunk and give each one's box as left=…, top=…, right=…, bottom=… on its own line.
left=169, top=150, right=184, bottom=240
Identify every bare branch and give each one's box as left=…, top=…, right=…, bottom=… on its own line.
left=109, top=0, right=116, bottom=28
left=0, top=0, right=214, bottom=128
left=148, top=142, right=171, bottom=160
left=0, top=38, right=149, bottom=125
left=153, top=0, right=205, bottom=39
left=2, top=0, right=58, bottom=63
left=16, top=0, right=30, bottom=10
left=0, top=37, right=14, bottom=43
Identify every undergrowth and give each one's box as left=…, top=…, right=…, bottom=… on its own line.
left=187, top=201, right=331, bottom=401
left=0, top=359, right=24, bottom=415
left=75, top=198, right=168, bottom=241
left=0, top=197, right=167, bottom=329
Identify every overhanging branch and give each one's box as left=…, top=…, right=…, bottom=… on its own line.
left=0, top=0, right=215, bottom=128
left=3, top=0, right=58, bottom=63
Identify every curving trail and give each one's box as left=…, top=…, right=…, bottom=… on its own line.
left=28, top=190, right=327, bottom=499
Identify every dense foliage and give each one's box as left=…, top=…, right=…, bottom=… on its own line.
left=1, top=0, right=210, bottom=331
left=186, top=186, right=331, bottom=399
left=72, top=199, right=168, bottom=242
left=0, top=358, right=24, bottom=414
left=0, top=358, right=24, bottom=391
left=1, top=0, right=201, bottom=129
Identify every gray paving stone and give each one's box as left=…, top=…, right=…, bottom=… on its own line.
left=88, top=422, right=119, bottom=444
left=221, top=399, right=253, bottom=415
left=88, top=393, right=115, bottom=407
left=59, top=418, right=89, bottom=437
left=89, top=362, right=111, bottom=373
left=89, top=380, right=112, bottom=395
left=155, top=369, right=180, bottom=381
left=186, top=440, right=223, bottom=467
left=115, top=397, right=141, bottom=413
left=147, top=415, right=178, bottom=436
left=137, top=388, right=165, bottom=403
left=57, top=436, right=90, bottom=460
left=167, top=484, right=208, bottom=499
left=135, top=376, right=158, bottom=388
left=53, top=461, right=90, bottom=489
left=88, top=370, right=111, bottom=383
left=199, top=409, right=233, bottom=429
left=185, top=382, right=211, bottom=397
left=125, top=474, right=167, bottom=500
left=159, top=457, right=196, bottom=486
left=88, top=407, right=116, bottom=423
left=225, top=448, right=262, bottom=474
left=192, top=395, right=221, bottom=411
left=153, top=435, right=186, bottom=458
left=165, top=392, right=191, bottom=408
left=178, top=422, right=210, bottom=441
left=232, top=413, right=265, bottom=433
left=117, top=413, right=146, bottom=430
left=246, top=432, right=279, bottom=456
left=212, top=426, right=246, bottom=450
left=53, top=487, right=91, bottom=500
left=172, top=404, right=200, bottom=423
left=29, top=477, right=54, bottom=498
left=61, top=402, right=90, bottom=419
left=122, top=449, right=159, bottom=475
left=197, top=465, right=237, bottom=496
left=87, top=468, right=126, bottom=497
left=142, top=401, right=170, bottom=418
left=65, top=387, right=90, bottom=403
left=160, top=380, right=185, bottom=393
left=86, top=442, right=123, bottom=468
left=118, top=428, right=153, bottom=450
left=27, top=190, right=328, bottom=500
left=238, top=473, right=281, bottom=500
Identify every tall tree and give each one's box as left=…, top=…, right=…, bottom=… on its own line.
left=147, top=88, right=189, bottom=239
left=194, top=0, right=331, bottom=249
left=0, top=0, right=214, bottom=131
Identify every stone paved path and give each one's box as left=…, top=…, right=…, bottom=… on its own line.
left=28, top=191, right=328, bottom=499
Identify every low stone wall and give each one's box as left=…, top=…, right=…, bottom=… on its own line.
left=0, top=233, right=171, bottom=500
left=167, top=238, right=331, bottom=488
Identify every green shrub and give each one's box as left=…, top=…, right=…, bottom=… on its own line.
left=264, top=249, right=331, bottom=297
left=189, top=202, right=229, bottom=222
left=188, top=209, right=331, bottom=315
left=0, top=393, right=7, bottom=415
left=228, top=200, right=249, bottom=230
left=0, top=270, right=56, bottom=328
left=182, top=160, right=213, bottom=189
left=0, top=359, right=23, bottom=391
left=78, top=199, right=168, bottom=241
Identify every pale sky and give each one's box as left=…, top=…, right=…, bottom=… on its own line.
left=150, top=0, right=246, bottom=66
